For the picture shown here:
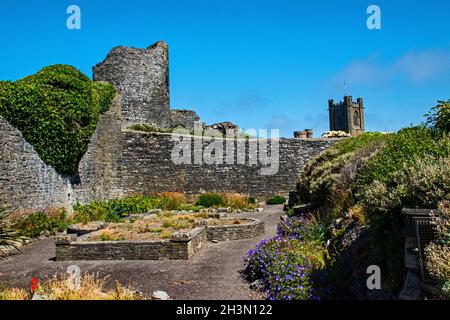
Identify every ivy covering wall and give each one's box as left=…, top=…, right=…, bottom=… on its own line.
left=0, top=65, right=116, bottom=175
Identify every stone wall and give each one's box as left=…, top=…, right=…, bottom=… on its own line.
left=73, top=94, right=124, bottom=204
left=0, top=117, right=71, bottom=211
left=170, top=109, right=201, bottom=129
left=121, top=130, right=337, bottom=199
left=0, top=95, right=124, bottom=211
left=93, top=41, right=171, bottom=128
left=206, top=219, right=265, bottom=242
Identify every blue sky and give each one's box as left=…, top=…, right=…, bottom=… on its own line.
left=1, top=0, right=449, bottom=137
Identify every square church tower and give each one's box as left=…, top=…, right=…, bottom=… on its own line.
left=328, top=96, right=365, bottom=136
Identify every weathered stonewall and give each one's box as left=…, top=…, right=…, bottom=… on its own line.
left=93, top=41, right=171, bottom=128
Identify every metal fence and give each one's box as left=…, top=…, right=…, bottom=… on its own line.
left=402, top=208, right=441, bottom=282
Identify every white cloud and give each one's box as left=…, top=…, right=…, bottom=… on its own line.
left=332, top=48, right=450, bottom=88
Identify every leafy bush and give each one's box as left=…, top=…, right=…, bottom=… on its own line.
left=296, top=132, right=387, bottom=212
left=245, top=237, right=326, bottom=300
left=426, top=100, right=450, bottom=133
left=195, top=193, right=226, bottom=208
left=359, top=127, right=448, bottom=188
left=9, top=209, right=69, bottom=238
left=277, top=216, right=330, bottom=245
left=0, top=65, right=116, bottom=174
left=425, top=201, right=450, bottom=298
left=266, top=195, right=286, bottom=205
left=362, top=154, right=450, bottom=211
left=245, top=214, right=329, bottom=300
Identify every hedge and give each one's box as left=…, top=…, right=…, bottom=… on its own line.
left=0, top=65, right=116, bottom=175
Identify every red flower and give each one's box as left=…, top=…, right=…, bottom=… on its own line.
left=31, top=277, right=38, bottom=292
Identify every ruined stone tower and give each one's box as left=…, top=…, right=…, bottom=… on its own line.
left=328, top=96, right=365, bottom=136
left=93, top=41, right=171, bottom=128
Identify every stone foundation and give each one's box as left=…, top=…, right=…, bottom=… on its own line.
left=56, top=227, right=207, bottom=261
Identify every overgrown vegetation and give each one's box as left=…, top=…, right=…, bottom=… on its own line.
left=245, top=215, right=329, bottom=300
left=4, top=192, right=259, bottom=240
left=8, top=209, right=70, bottom=238
left=73, top=192, right=193, bottom=223
left=0, top=65, right=116, bottom=174
left=425, top=201, right=450, bottom=299
left=247, top=100, right=450, bottom=299
left=195, top=193, right=257, bottom=210
left=0, top=273, right=143, bottom=300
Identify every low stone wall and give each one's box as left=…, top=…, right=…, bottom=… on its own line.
left=55, top=227, right=207, bottom=261
left=206, top=219, right=265, bottom=242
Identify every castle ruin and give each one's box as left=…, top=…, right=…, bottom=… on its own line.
left=0, top=41, right=338, bottom=212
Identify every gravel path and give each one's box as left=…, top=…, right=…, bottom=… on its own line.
left=0, top=205, right=284, bottom=300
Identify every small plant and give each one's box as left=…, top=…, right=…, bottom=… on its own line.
left=223, top=193, right=258, bottom=210
left=9, top=208, right=69, bottom=238
left=195, top=193, right=226, bottom=208
left=266, top=195, right=286, bottom=205
left=0, top=287, right=30, bottom=300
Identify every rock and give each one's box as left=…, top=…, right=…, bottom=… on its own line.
left=171, top=232, right=192, bottom=242
left=194, top=219, right=209, bottom=227
left=40, top=230, right=51, bottom=237
left=152, top=290, right=170, bottom=300
left=147, top=209, right=162, bottom=215
left=218, top=207, right=230, bottom=213
left=55, top=234, right=77, bottom=244
left=211, top=240, right=219, bottom=244
left=67, top=221, right=107, bottom=236
left=32, top=293, right=45, bottom=300
left=256, top=208, right=264, bottom=212
left=250, top=279, right=265, bottom=292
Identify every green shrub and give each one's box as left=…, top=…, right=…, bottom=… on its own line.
left=266, top=195, right=286, bottom=205
left=296, top=133, right=387, bottom=208
left=0, top=65, right=116, bottom=174
left=195, top=193, right=226, bottom=208
left=362, top=154, right=450, bottom=211
left=359, top=126, right=448, bottom=188
left=426, top=100, right=450, bottom=133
